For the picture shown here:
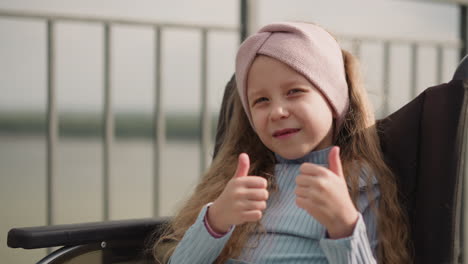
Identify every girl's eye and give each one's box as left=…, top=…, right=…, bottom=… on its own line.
left=287, top=88, right=303, bottom=95
left=253, top=97, right=268, bottom=105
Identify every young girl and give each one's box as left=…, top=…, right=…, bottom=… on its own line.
left=153, top=22, right=411, bottom=264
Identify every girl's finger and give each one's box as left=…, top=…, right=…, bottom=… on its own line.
left=244, top=200, right=267, bottom=211
left=328, top=146, right=344, bottom=178
left=295, top=173, right=327, bottom=187
left=239, top=176, right=268, bottom=189
left=246, top=189, right=269, bottom=201
left=295, top=174, right=312, bottom=187
left=242, top=210, right=263, bottom=222
left=234, top=153, right=250, bottom=178
left=294, top=186, right=311, bottom=198
left=299, top=162, right=329, bottom=175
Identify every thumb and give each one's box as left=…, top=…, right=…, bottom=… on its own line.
left=234, top=153, right=250, bottom=178
left=328, top=146, right=344, bottom=178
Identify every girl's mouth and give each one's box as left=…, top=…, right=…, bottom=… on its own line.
left=273, top=128, right=301, bottom=138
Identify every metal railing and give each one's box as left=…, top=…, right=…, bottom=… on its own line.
left=339, top=34, right=462, bottom=116
left=0, top=9, right=239, bottom=227
left=0, top=8, right=463, bottom=232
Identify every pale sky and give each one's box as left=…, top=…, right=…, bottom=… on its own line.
left=0, top=0, right=461, bottom=114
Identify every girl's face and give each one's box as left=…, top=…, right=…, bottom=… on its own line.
left=247, top=55, right=335, bottom=159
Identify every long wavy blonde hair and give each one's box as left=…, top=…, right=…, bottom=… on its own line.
left=151, top=49, right=412, bottom=264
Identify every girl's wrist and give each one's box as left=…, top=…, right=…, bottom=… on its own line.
left=326, top=210, right=359, bottom=239
left=207, top=203, right=231, bottom=233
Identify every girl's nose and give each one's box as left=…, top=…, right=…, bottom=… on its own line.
left=270, top=104, right=290, bottom=121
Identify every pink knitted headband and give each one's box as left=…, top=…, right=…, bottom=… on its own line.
left=235, top=22, right=349, bottom=134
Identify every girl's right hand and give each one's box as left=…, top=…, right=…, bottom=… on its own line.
left=207, top=153, right=269, bottom=233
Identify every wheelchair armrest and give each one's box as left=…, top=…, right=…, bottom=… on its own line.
left=7, top=217, right=170, bottom=249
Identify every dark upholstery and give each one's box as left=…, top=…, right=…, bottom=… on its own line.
left=378, top=80, right=467, bottom=263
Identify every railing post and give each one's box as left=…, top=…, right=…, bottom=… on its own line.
left=352, top=39, right=361, bottom=60
left=102, top=23, right=113, bottom=221
left=46, top=19, right=57, bottom=226
left=410, top=43, right=419, bottom=99
left=382, top=41, right=391, bottom=116
left=460, top=5, right=467, bottom=60
left=200, top=29, right=209, bottom=176
left=153, top=26, right=164, bottom=217
left=240, top=0, right=248, bottom=43
left=436, top=45, right=444, bottom=84
left=46, top=19, right=58, bottom=254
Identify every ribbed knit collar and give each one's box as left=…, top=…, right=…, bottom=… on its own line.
left=274, top=146, right=332, bottom=165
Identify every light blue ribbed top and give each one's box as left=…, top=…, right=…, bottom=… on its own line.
left=168, top=147, right=379, bottom=264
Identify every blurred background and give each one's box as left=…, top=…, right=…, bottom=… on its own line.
left=0, top=0, right=465, bottom=263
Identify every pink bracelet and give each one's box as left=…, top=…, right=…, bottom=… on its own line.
left=204, top=205, right=231, bottom=238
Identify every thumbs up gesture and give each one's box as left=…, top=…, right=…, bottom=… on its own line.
left=295, top=146, right=359, bottom=239
left=208, top=153, right=269, bottom=233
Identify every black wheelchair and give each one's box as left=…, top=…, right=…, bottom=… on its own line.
left=7, top=57, right=468, bottom=264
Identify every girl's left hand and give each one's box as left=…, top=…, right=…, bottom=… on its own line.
left=295, top=146, right=359, bottom=239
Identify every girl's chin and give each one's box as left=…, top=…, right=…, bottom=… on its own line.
left=275, top=144, right=331, bottom=160
left=275, top=149, right=310, bottom=160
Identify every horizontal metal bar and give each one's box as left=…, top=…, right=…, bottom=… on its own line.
left=0, top=9, right=460, bottom=48
left=0, top=8, right=238, bottom=32
left=339, top=34, right=461, bottom=49
left=415, top=0, right=468, bottom=5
